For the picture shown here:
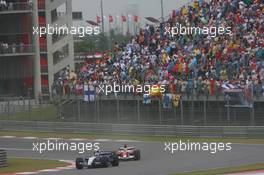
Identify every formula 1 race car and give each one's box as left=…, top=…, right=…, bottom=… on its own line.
left=75, top=151, right=119, bottom=169
left=116, top=145, right=141, bottom=161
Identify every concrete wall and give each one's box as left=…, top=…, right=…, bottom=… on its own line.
left=46, top=0, right=74, bottom=93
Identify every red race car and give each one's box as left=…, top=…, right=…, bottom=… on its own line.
left=116, top=144, right=141, bottom=161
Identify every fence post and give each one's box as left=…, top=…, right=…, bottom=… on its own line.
left=158, top=99, right=162, bottom=124
left=96, top=98, right=100, bottom=123
left=77, top=100, right=81, bottom=122
left=7, top=99, right=10, bottom=118
left=94, top=99, right=97, bottom=123
left=234, top=108, right=237, bottom=124
left=117, top=98, right=120, bottom=123
left=227, top=99, right=230, bottom=126
left=28, top=98, right=31, bottom=121
left=180, top=99, right=183, bottom=125
left=203, top=99, right=207, bottom=125
left=218, top=101, right=222, bottom=124
left=250, top=101, right=255, bottom=126
left=174, top=105, right=177, bottom=124
left=191, top=100, right=194, bottom=125
left=57, top=100, right=61, bottom=121
left=23, top=97, right=25, bottom=111
left=137, top=99, right=140, bottom=124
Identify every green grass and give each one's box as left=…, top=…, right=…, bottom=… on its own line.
left=171, top=163, right=264, bottom=175
left=0, top=158, right=69, bottom=174
left=0, top=131, right=264, bottom=144
left=0, top=105, right=57, bottom=121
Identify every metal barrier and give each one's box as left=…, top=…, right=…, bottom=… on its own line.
left=0, top=95, right=263, bottom=126
left=0, top=121, right=264, bottom=138
left=56, top=96, right=264, bottom=126
left=0, top=150, right=7, bottom=168
left=0, top=98, right=39, bottom=115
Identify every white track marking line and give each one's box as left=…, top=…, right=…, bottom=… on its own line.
left=43, top=138, right=62, bottom=140
left=94, top=139, right=113, bottom=142
left=38, top=169, right=60, bottom=172
left=21, top=137, right=37, bottom=140
left=2, top=148, right=32, bottom=151
left=16, top=172, right=38, bottom=175
left=68, top=138, right=86, bottom=141
left=226, top=170, right=264, bottom=175
left=0, top=136, right=16, bottom=138
left=115, top=139, right=142, bottom=143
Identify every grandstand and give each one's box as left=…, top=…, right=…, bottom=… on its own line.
left=53, top=0, right=263, bottom=126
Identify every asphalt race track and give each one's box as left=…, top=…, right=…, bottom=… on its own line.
left=1, top=137, right=264, bottom=175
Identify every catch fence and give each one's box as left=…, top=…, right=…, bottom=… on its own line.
left=57, top=95, right=264, bottom=126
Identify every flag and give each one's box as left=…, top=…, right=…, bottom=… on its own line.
left=221, top=83, right=239, bottom=90
left=76, top=83, right=83, bottom=96
left=109, top=15, right=113, bottom=23
left=143, top=94, right=151, bottom=104
left=96, top=15, right=100, bottom=24
left=172, top=94, right=181, bottom=107
left=223, top=84, right=253, bottom=108
left=121, top=15, right=126, bottom=22
left=133, top=15, right=139, bottom=23
left=84, top=84, right=95, bottom=102
left=150, top=85, right=163, bottom=98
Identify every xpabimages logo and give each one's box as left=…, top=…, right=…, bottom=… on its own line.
left=33, top=24, right=100, bottom=37
left=32, top=140, right=100, bottom=154
left=164, top=140, right=232, bottom=154
left=97, top=83, right=166, bottom=96
left=164, top=24, right=232, bottom=38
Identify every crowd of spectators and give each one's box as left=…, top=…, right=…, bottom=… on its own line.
left=0, top=0, right=33, bottom=11
left=53, top=0, right=264, bottom=99
left=0, top=42, right=26, bottom=54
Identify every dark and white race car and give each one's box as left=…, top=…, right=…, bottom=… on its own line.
left=116, top=145, right=141, bottom=161
left=75, top=151, right=119, bottom=169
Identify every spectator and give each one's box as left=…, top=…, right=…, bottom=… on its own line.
left=2, top=42, right=8, bottom=54
left=0, top=0, right=7, bottom=11
left=19, top=42, right=24, bottom=53
left=11, top=43, right=16, bottom=53
left=0, top=42, right=4, bottom=54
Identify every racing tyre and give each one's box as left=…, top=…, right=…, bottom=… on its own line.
left=134, top=150, right=141, bottom=161
left=76, top=158, right=84, bottom=169
left=112, top=153, right=119, bottom=167
left=101, top=157, right=109, bottom=168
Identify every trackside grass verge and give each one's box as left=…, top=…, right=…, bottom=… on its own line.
left=0, top=131, right=264, bottom=144
left=0, top=105, right=57, bottom=122
left=171, top=163, right=264, bottom=175
left=0, top=158, right=69, bottom=174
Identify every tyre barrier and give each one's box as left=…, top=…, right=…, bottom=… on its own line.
left=0, top=150, right=7, bottom=168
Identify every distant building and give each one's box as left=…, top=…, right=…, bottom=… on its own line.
left=0, top=0, right=74, bottom=99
